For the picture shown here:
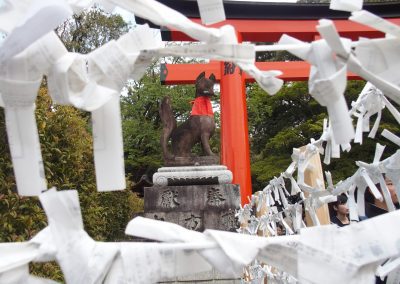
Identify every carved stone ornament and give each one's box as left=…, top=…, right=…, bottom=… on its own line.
left=159, top=189, right=180, bottom=209
left=153, top=165, right=233, bottom=186
left=207, top=187, right=226, bottom=206
left=183, top=213, right=202, bottom=231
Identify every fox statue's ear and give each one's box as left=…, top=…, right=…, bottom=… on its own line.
left=196, top=71, right=206, bottom=82
left=209, top=73, right=216, bottom=83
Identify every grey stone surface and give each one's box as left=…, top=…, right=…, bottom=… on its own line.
left=158, top=269, right=241, bottom=283
left=204, top=209, right=238, bottom=232
left=177, top=270, right=214, bottom=281
left=142, top=208, right=238, bottom=232
left=144, top=184, right=240, bottom=212
left=214, top=270, right=240, bottom=280
left=158, top=279, right=241, bottom=283
left=142, top=211, right=205, bottom=231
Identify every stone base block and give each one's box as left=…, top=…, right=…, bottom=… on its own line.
left=159, top=279, right=241, bottom=284
left=158, top=269, right=240, bottom=283
left=144, top=184, right=240, bottom=212
left=142, top=209, right=238, bottom=232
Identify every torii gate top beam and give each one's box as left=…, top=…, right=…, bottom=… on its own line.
left=136, top=1, right=400, bottom=42
left=161, top=18, right=399, bottom=42
left=148, top=0, right=400, bottom=20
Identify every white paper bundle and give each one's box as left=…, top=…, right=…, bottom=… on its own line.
left=0, top=0, right=72, bottom=63
left=330, top=0, right=363, bottom=12
left=278, top=33, right=354, bottom=145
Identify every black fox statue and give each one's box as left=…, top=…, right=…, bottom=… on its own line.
left=160, top=72, right=217, bottom=164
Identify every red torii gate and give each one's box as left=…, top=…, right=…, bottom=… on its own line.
left=139, top=1, right=400, bottom=205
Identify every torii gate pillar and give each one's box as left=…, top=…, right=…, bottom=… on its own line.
left=220, top=60, right=252, bottom=205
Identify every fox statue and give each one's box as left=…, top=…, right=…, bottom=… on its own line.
left=160, top=71, right=217, bottom=162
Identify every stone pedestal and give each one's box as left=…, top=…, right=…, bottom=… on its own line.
left=142, top=165, right=240, bottom=232
left=144, top=184, right=240, bottom=231
left=139, top=165, right=241, bottom=282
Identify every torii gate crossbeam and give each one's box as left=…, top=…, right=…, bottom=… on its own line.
left=160, top=61, right=362, bottom=84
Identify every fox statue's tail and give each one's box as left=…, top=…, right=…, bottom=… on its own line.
left=159, top=97, right=177, bottom=160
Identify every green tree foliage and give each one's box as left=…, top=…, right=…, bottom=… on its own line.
left=57, top=6, right=129, bottom=54
left=248, top=80, right=399, bottom=192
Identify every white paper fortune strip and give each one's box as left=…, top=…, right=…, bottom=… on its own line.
left=0, top=0, right=72, bottom=63
left=381, top=150, right=400, bottom=208
left=278, top=33, right=354, bottom=145
left=0, top=32, right=72, bottom=196
left=196, top=0, right=226, bottom=25
left=313, top=17, right=400, bottom=107
left=110, top=0, right=223, bottom=43
left=382, top=129, right=400, bottom=147
left=330, top=0, right=363, bottom=12
left=88, top=41, right=130, bottom=192
left=351, top=82, right=385, bottom=144
left=353, top=37, right=400, bottom=105
left=154, top=43, right=256, bottom=64
left=130, top=210, right=400, bottom=284
left=300, top=18, right=400, bottom=128
left=87, top=24, right=163, bottom=191
left=298, top=211, right=400, bottom=283
left=91, top=97, right=125, bottom=191
left=0, top=53, right=46, bottom=196
left=312, top=118, right=351, bottom=165
left=350, top=10, right=400, bottom=39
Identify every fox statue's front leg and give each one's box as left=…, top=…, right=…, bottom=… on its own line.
left=198, top=116, right=216, bottom=156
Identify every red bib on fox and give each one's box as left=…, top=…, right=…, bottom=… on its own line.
left=190, top=96, right=213, bottom=116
